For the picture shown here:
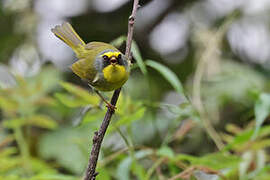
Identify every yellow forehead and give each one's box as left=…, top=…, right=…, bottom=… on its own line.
left=101, top=51, right=121, bottom=58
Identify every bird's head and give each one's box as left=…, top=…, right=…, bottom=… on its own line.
left=101, top=51, right=124, bottom=67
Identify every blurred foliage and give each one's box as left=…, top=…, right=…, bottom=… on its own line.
left=1, top=0, right=270, bottom=180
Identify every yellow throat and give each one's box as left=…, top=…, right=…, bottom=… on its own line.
left=103, top=64, right=127, bottom=83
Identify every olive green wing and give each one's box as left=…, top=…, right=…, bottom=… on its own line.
left=71, top=58, right=97, bottom=82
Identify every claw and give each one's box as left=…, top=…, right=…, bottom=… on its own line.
left=106, top=103, right=117, bottom=111
left=93, top=89, right=117, bottom=112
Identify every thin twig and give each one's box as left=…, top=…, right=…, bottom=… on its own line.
left=192, top=15, right=235, bottom=150
left=168, top=166, right=228, bottom=180
left=156, top=166, right=166, bottom=180
left=146, top=157, right=166, bottom=179
left=99, top=147, right=129, bottom=167
left=83, top=1, right=140, bottom=180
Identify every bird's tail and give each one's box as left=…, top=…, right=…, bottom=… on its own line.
left=51, top=22, right=86, bottom=57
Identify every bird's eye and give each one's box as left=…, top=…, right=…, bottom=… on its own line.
left=103, top=55, right=109, bottom=60
left=116, top=54, right=123, bottom=65
left=117, top=54, right=121, bottom=59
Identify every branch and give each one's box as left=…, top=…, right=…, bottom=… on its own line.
left=83, top=1, right=140, bottom=180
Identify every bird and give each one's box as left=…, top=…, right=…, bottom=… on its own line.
left=51, top=22, right=130, bottom=110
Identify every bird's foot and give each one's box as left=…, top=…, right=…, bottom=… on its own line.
left=106, top=103, right=117, bottom=112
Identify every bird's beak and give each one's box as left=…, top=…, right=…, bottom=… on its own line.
left=110, top=57, right=117, bottom=65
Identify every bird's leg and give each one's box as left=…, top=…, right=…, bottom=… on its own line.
left=94, top=90, right=116, bottom=111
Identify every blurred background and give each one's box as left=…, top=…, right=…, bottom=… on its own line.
left=1, top=0, right=270, bottom=179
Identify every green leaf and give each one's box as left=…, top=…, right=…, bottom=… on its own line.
left=255, top=165, right=270, bottom=180
left=110, top=36, right=126, bottom=48
left=145, top=60, right=184, bottom=95
left=131, top=41, right=147, bottom=75
left=131, top=161, right=147, bottom=180
left=29, top=115, right=58, bottom=129
left=157, top=146, right=175, bottom=159
left=224, top=125, right=270, bottom=151
left=109, top=107, right=146, bottom=133
left=176, top=152, right=240, bottom=170
left=96, top=168, right=111, bottom=180
left=80, top=110, right=104, bottom=125
left=0, top=95, right=18, bottom=112
left=117, top=156, right=131, bottom=180
left=0, top=147, right=18, bottom=158
left=252, top=93, right=270, bottom=139
left=223, top=130, right=253, bottom=151
left=60, top=82, right=99, bottom=105
left=0, top=156, right=22, bottom=174
left=38, top=126, right=92, bottom=174
left=54, top=93, right=90, bottom=107
left=116, top=150, right=153, bottom=180
left=34, top=67, right=62, bottom=94
left=3, top=115, right=57, bottom=129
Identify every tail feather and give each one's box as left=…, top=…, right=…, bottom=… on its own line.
left=51, top=22, right=86, bottom=57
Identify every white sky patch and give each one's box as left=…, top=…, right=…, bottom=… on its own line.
left=206, top=0, right=245, bottom=17
left=37, top=19, right=74, bottom=69
left=136, top=0, right=171, bottom=30
left=204, top=0, right=270, bottom=19
left=35, top=0, right=88, bottom=19
left=149, top=13, right=189, bottom=55
left=0, top=65, right=16, bottom=88
left=9, top=43, right=41, bottom=77
left=92, top=0, right=129, bottom=13
left=243, top=0, right=270, bottom=15
left=228, top=20, right=270, bottom=64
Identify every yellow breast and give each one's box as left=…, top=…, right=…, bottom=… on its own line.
left=103, top=65, right=128, bottom=83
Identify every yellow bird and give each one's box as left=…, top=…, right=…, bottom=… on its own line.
left=51, top=22, right=130, bottom=109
